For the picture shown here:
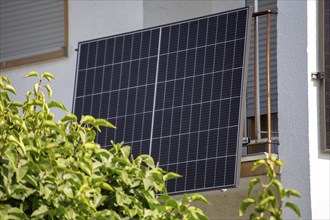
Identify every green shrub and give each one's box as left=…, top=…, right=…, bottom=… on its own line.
left=239, top=156, right=301, bottom=220
left=0, top=72, right=208, bottom=219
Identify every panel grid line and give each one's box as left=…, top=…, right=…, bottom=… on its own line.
left=149, top=28, right=162, bottom=155
left=81, top=43, right=90, bottom=116
left=224, top=11, right=238, bottom=186
left=138, top=33, right=152, bottom=155
left=180, top=21, right=191, bottom=192
left=204, top=14, right=219, bottom=188
left=121, top=35, right=134, bottom=147
left=162, top=25, right=172, bottom=171
left=104, top=37, right=117, bottom=145
left=73, top=7, right=250, bottom=194
left=170, top=24, right=182, bottom=191
left=173, top=23, right=185, bottom=190
left=96, top=40, right=107, bottom=145
left=214, top=12, right=228, bottom=187
left=195, top=17, right=210, bottom=190
left=130, top=33, right=143, bottom=151
left=114, top=37, right=125, bottom=142
left=183, top=19, right=199, bottom=192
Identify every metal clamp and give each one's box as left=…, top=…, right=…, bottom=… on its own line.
left=311, top=71, right=325, bottom=80
left=242, top=137, right=250, bottom=145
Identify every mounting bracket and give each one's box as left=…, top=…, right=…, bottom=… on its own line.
left=311, top=71, right=325, bottom=80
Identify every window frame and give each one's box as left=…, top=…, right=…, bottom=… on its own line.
left=319, top=0, right=330, bottom=152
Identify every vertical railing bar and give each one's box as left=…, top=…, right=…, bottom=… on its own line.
left=253, top=0, right=261, bottom=143
left=266, top=12, right=272, bottom=157
left=251, top=9, right=277, bottom=156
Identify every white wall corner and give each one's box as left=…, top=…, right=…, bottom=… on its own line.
left=307, top=0, right=330, bottom=219
left=277, top=0, right=312, bottom=219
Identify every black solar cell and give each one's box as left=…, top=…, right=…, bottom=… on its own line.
left=73, top=7, right=250, bottom=194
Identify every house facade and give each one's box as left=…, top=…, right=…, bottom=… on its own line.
left=0, top=0, right=329, bottom=219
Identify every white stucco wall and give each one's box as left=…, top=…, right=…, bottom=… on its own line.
left=143, top=0, right=244, bottom=28
left=278, top=0, right=330, bottom=219
left=307, top=1, right=330, bottom=219
left=277, top=0, right=312, bottom=219
left=1, top=0, right=329, bottom=219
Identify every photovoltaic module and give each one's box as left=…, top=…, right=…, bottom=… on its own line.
left=73, top=7, right=251, bottom=194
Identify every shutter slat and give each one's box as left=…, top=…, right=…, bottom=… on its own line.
left=1, top=1, right=63, bottom=19
left=1, top=23, right=64, bottom=45
left=0, top=0, right=65, bottom=63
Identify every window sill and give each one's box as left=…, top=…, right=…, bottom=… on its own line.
left=240, top=152, right=280, bottom=178
left=0, top=47, right=67, bottom=70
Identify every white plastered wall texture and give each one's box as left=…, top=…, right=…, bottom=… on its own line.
left=307, top=1, right=330, bottom=219
left=2, top=0, right=329, bottom=219
left=277, top=0, right=312, bottom=219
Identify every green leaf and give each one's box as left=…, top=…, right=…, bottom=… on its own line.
left=8, top=135, right=26, bottom=155
left=272, top=179, right=283, bottom=195
left=94, top=118, right=116, bottom=129
left=25, top=99, right=43, bottom=107
left=31, top=205, right=48, bottom=217
left=10, top=101, right=23, bottom=108
left=60, top=114, right=77, bottom=123
left=3, top=84, right=17, bottom=95
left=41, top=120, right=62, bottom=136
left=23, top=174, right=38, bottom=188
left=34, top=83, right=39, bottom=94
left=25, top=91, right=31, bottom=101
left=4, top=146, right=18, bottom=166
left=254, top=205, right=266, bottom=213
left=79, top=157, right=93, bottom=176
left=16, top=166, right=28, bottom=182
left=274, top=159, right=284, bottom=167
left=100, top=182, right=114, bottom=191
left=195, top=210, right=209, bottom=220
left=119, top=170, right=131, bottom=185
left=163, top=172, right=181, bottom=181
left=0, top=205, right=9, bottom=218
left=80, top=115, right=96, bottom=125
left=285, top=201, right=301, bottom=218
left=189, top=194, right=209, bottom=204
left=84, top=142, right=98, bottom=151
left=259, top=196, right=275, bottom=206
left=248, top=178, right=260, bottom=196
left=165, top=197, right=178, bottom=208
left=24, top=71, right=39, bottom=78
left=1, top=76, right=10, bottom=84
left=44, top=84, right=52, bottom=98
left=7, top=207, right=27, bottom=220
left=239, top=198, right=256, bottom=216
left=252, top=159, right=266, bottom=171
left=285, top=189, right=301, bottom=198
left=10, top=184, right=35, bottom=200
left=120, top=145, right=131, bottom=158
left=63, top=173, right=83, bottom=188
left=41, top=72, right=55, bottom=82
left=137, top=154, right=155, bottom=168
left=48, top=101, right=68, bottom=112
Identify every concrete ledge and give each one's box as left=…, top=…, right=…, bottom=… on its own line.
left=240, top=153, right=280, bottom=178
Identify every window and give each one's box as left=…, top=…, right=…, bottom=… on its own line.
left=0, top=0, right=68, bottom=69
left=320, top=0, right=330, bottom=151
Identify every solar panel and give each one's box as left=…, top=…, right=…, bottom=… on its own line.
left=73, top=7, right=251, bottom=194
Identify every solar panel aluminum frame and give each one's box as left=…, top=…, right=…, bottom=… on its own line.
left=235, top=7, right=252, bottom=188
left=72, top=6, right=252, bottom=194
